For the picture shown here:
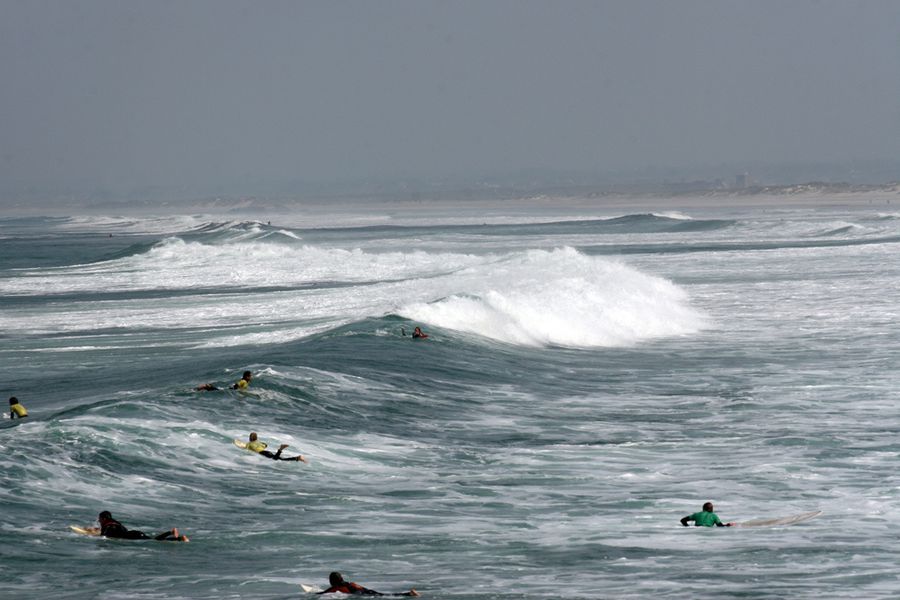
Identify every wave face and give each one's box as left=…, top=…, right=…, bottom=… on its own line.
left=2, top=202, right=900, bottom=600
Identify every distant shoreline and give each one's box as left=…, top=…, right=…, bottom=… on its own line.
left=2, top=181, right=898, bottom=216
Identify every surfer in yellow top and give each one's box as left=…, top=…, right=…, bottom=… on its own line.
left=681, top=502, right=734, bottom=527
left=195, top=370, right=253, bottom=392
left=243, top=432, right=307, bottom=462
left=9, top=397, right=27, bottom=419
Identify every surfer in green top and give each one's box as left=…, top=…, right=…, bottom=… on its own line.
left=681, top=502, right=734, bottom=527
left=245, top=432, right=307, bottom=462
left=9, top=397, right=27, bottom=419
left=196, top=370, right=253, bottom=392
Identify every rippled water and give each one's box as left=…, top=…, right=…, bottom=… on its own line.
left=2, top=198, right=899, bottom=599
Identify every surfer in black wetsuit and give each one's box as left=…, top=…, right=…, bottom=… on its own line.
left=401, top=327, right=429, bottom=339
left=98, top=511, right=188, bottom=541
left=317, top=571, right=419, bottom=596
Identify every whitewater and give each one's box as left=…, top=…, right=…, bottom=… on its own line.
left=1, top=195, right=899, bottom=599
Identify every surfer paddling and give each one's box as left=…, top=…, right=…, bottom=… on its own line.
left=241, top=432, right=307, bottom=463
left=316, top=571, right=419, bottom=596
left=97, top=511, right=189, bottom=541
left=400, top=326, right=429, bottom=339
left=9, top=396, right=27, bottom=419
left=196, top=370, right=253, bottom=392
left=681, top=502, right=734, bottom=527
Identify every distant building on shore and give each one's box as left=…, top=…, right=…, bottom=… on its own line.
left=735, top=173, right=750, bottom=188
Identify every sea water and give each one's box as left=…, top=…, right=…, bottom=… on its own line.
left=1, top=196, right=899, bottom=599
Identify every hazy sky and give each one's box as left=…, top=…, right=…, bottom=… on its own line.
left=2, top=0, right=899, bottom=191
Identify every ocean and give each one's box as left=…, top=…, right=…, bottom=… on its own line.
left=2, top=194, right=899, bottom=599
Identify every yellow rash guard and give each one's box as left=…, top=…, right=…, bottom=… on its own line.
left=246, top=440, right=267, bottom=453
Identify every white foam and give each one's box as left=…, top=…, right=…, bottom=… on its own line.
left=0, top=243, right=706, bottom=349
left=399, top=247, right=707, bottom=347
left=55, top=214, right=209, bottom=234
left=0, top=238, right=484, bottom=295
left=651, top=211, right=693, bottom=220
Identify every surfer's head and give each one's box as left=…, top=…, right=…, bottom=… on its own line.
left=242, top=371, right=252, bottom=381
left=249, top=432, right=258, bottom=442
left=702, top=502, right=714, bottom=512
left=98, top=511, right=112, bottom=521
left=329, top=572, right=345, bottom=586
left=9, top=396, right=18, bottom=405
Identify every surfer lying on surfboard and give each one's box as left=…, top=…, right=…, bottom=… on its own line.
left=680, top=502, right=734, bottom=527
left=97, top=511, right=189, bottom=541
left=315, top=571, right=419, bottom=596
left=196, top=370, right=253, bottom=392
left=237, top=432, right=308, bottom=462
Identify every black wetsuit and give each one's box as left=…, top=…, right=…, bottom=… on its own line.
left=260, top=447, right=298, bottom=461
left=318, top=582, right=417, bottom=596
left=100, top=518, right=177, bottom=541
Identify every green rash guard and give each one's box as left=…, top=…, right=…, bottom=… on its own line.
left=689, top=510, right=723, bottom=527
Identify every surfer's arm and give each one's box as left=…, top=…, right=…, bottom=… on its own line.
left=680, top=516, right=692, bottom=526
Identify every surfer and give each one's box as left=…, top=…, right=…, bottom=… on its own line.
left=243, top=432, right=307, bottom=462
left=400, top=327, right=428, bottom=339
left=232, top=370, right=253, bottom=390
left=97, top=511, right=189, bottom=541
left=680, top=502, right=734, bottom=527
left=195, top=370, right=253, bottom=392
left=317, top=571, right=419, bottom=596
left=9, top=397, right=27, bottom=419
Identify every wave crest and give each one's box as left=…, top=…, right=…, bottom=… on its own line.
left=400, top=247, right=706, bottom=348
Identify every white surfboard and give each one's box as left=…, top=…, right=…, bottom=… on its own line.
left=736, top=510, right=822, bottom=528
left=300, top=583, right=322, bottom=593
left=70, top=525, right=101, bottom=536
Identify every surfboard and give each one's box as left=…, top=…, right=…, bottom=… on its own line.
left=233, top=439, right=249, bottom=449
left=70, top=525, right=101, bottom=536
left=69, top=524, right=188, bottom=541
left=736, top=510, right=822, bottom=528
left=300, top=584, right=322, bottom=593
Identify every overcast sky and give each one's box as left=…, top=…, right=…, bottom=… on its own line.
left=2, top=0, right=899, bottom=192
